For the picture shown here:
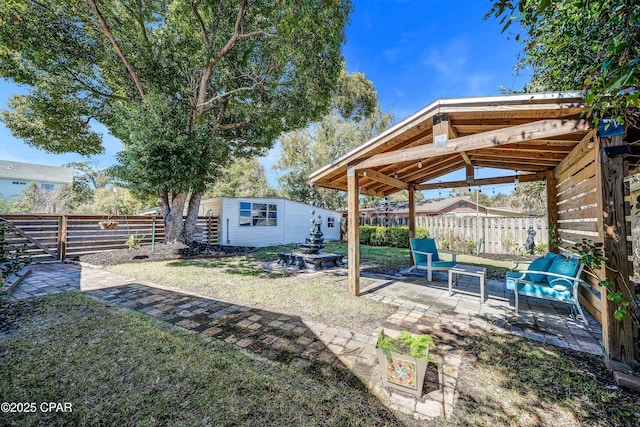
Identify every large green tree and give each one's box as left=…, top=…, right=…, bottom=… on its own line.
left=205, top=158, right=277, bottom=198
left=487, top=0, right=639, bottom=126
left=0, top=0, right=351, bottom=242
left=276, top=68, right=394, bottom=209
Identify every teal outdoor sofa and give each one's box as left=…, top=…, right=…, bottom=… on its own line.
left=506, top=251, right=588, bottom=325
left=408, top=238, right=457, bottom=281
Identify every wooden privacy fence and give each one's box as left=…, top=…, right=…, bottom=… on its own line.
left=356, top=215, right=548, bottom=254
left=0, top=214, right=219, bottom=262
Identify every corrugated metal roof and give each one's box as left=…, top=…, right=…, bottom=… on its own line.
left=0, top=160, right=73, bottom=183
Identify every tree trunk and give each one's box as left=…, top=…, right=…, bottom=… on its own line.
left=158, top=190, right=204, bottom=244
left=158, top=191, right=187, bottom=243
left=180, top=192, right=203, bottom=243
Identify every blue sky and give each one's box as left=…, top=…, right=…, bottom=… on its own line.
left=0, top=1, right=529, bottom=194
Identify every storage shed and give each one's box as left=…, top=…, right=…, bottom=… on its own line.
left=199, top=197, right=341, bottom=247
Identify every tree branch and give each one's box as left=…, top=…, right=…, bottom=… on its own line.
left=191, top=0, right=209, bottom=45
left=85, top=0, right=145, bottom=98
left=60, top=63, right=131, bottom=101
left=219, top=121, right=250, bottom=130
left=199, top=86, right=256, bottom=110
left=195, top=0, right=248, bottom=114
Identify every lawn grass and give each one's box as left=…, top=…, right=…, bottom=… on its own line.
left=107, top=255, right=394, bottom=334
left=0, top=292, right=402, bottom=427
left=449, top=333, right=640, bottom=427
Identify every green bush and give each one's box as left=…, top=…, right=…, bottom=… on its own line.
left=358, top=226, right=429, bottom=248
left=359, top=226, right=376, bottom=246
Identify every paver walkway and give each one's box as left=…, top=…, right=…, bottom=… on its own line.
left=5, top=262, right=605, bottom=421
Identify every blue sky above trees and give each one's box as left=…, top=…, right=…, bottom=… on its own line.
left=0, top=1, right=530, bottom=194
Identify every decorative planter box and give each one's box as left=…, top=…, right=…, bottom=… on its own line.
left=376, top=348, right=429, bottom=397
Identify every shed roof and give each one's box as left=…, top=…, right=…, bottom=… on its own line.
left=0, top=160, right=73, bottom=184
left=309, top=91, right=591, bottom=196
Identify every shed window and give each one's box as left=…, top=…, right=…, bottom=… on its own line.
left=458, top=202, right=468, bottom=208
left=327, top=217, right=335, bottom=228
left=41, top=183, right=55, bottom=191
left=239, top=202, right=277, bottom=226
left=12, top=181, right=26, bottom=185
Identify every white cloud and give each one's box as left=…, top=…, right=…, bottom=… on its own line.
left=466, top=73, right=493, bottom=96
left=423, top=37, right=470, bottom=81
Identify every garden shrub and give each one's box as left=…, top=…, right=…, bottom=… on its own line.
left=358, top=226, right=429, bottom=248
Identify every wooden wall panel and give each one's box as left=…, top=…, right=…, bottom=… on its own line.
left=552, top=143, right=602, bottom=322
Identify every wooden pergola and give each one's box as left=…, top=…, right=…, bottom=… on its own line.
left=309, top=91, right=636, bottom=364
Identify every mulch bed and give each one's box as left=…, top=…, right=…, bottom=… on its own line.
left=77, top=241, right=255, bottom=266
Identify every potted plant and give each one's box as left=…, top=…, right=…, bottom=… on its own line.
left=98, top=220, right=119, bottom=229
left=376, top=330, right=435, bottom=397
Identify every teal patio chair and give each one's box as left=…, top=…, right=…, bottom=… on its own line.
left=408, top=238, right=457, bottom=281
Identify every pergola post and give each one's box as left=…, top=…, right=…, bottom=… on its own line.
left=408, top=183, right=416, bottom=266
left=545, top=170, right=558, bottom=253
left=596, top=133, right=634, bottom=364
left=347, top=166, right=360, bottom=296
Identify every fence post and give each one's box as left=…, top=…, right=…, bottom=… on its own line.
left=57, top=215, right=67, bottom=261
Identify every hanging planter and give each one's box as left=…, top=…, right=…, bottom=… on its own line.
left=98, top=220, right=119, bottom=229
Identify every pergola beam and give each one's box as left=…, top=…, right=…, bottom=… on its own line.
left=416, top=171, right=547, bottom=190
left=362, top=168, right=409, bottom=190
left=355, top=119, right=590, bottom=170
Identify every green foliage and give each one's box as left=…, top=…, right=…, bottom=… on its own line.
left=440, top=238, right=451, bottom=251
left=359, top=226, right=429, bottom=248
left=125, top=233, right=145, bottom=249
left=509, top=181, right=546, bottom=213
left=75, top=187, right=152, bottom=216
left=450, top=189, right=493, bottom=207
left=377, top=330, right=434, bottom=361
left=487, top=0, right=640, bottom=126
left=276, top=67, right=394, bottom=210
left=571, top=238, right=638, bottom=326
left=205, top=159, right=278, bottom=198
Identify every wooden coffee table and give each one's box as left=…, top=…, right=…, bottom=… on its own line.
left=448, top=264, right=487, bottom=303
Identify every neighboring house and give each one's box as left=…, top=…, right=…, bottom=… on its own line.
left=0, top=160, right=73, bottom=199
left=357, top=196, right=482, bottom=219
left=140, top=197, right=342, bottom=247
left=357, top=196, right=533, bottom=219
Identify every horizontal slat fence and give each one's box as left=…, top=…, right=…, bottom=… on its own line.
left=552, top=143, right=602, bottom=322
left=357, top=215, right=548, bottom=255
left=1, top=215, right=60, bottom=262
left=0, top=214, right=219, bottom=261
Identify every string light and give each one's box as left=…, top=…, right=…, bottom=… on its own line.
left=394, top=170, right=398, bottom=179
left=438, top=184, right=442, bottom=197
left=514, top=170, right=519, bottom=186
left=363, top=170, right=367, bottom=176
left=418, top=160, right=423, bottom=169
